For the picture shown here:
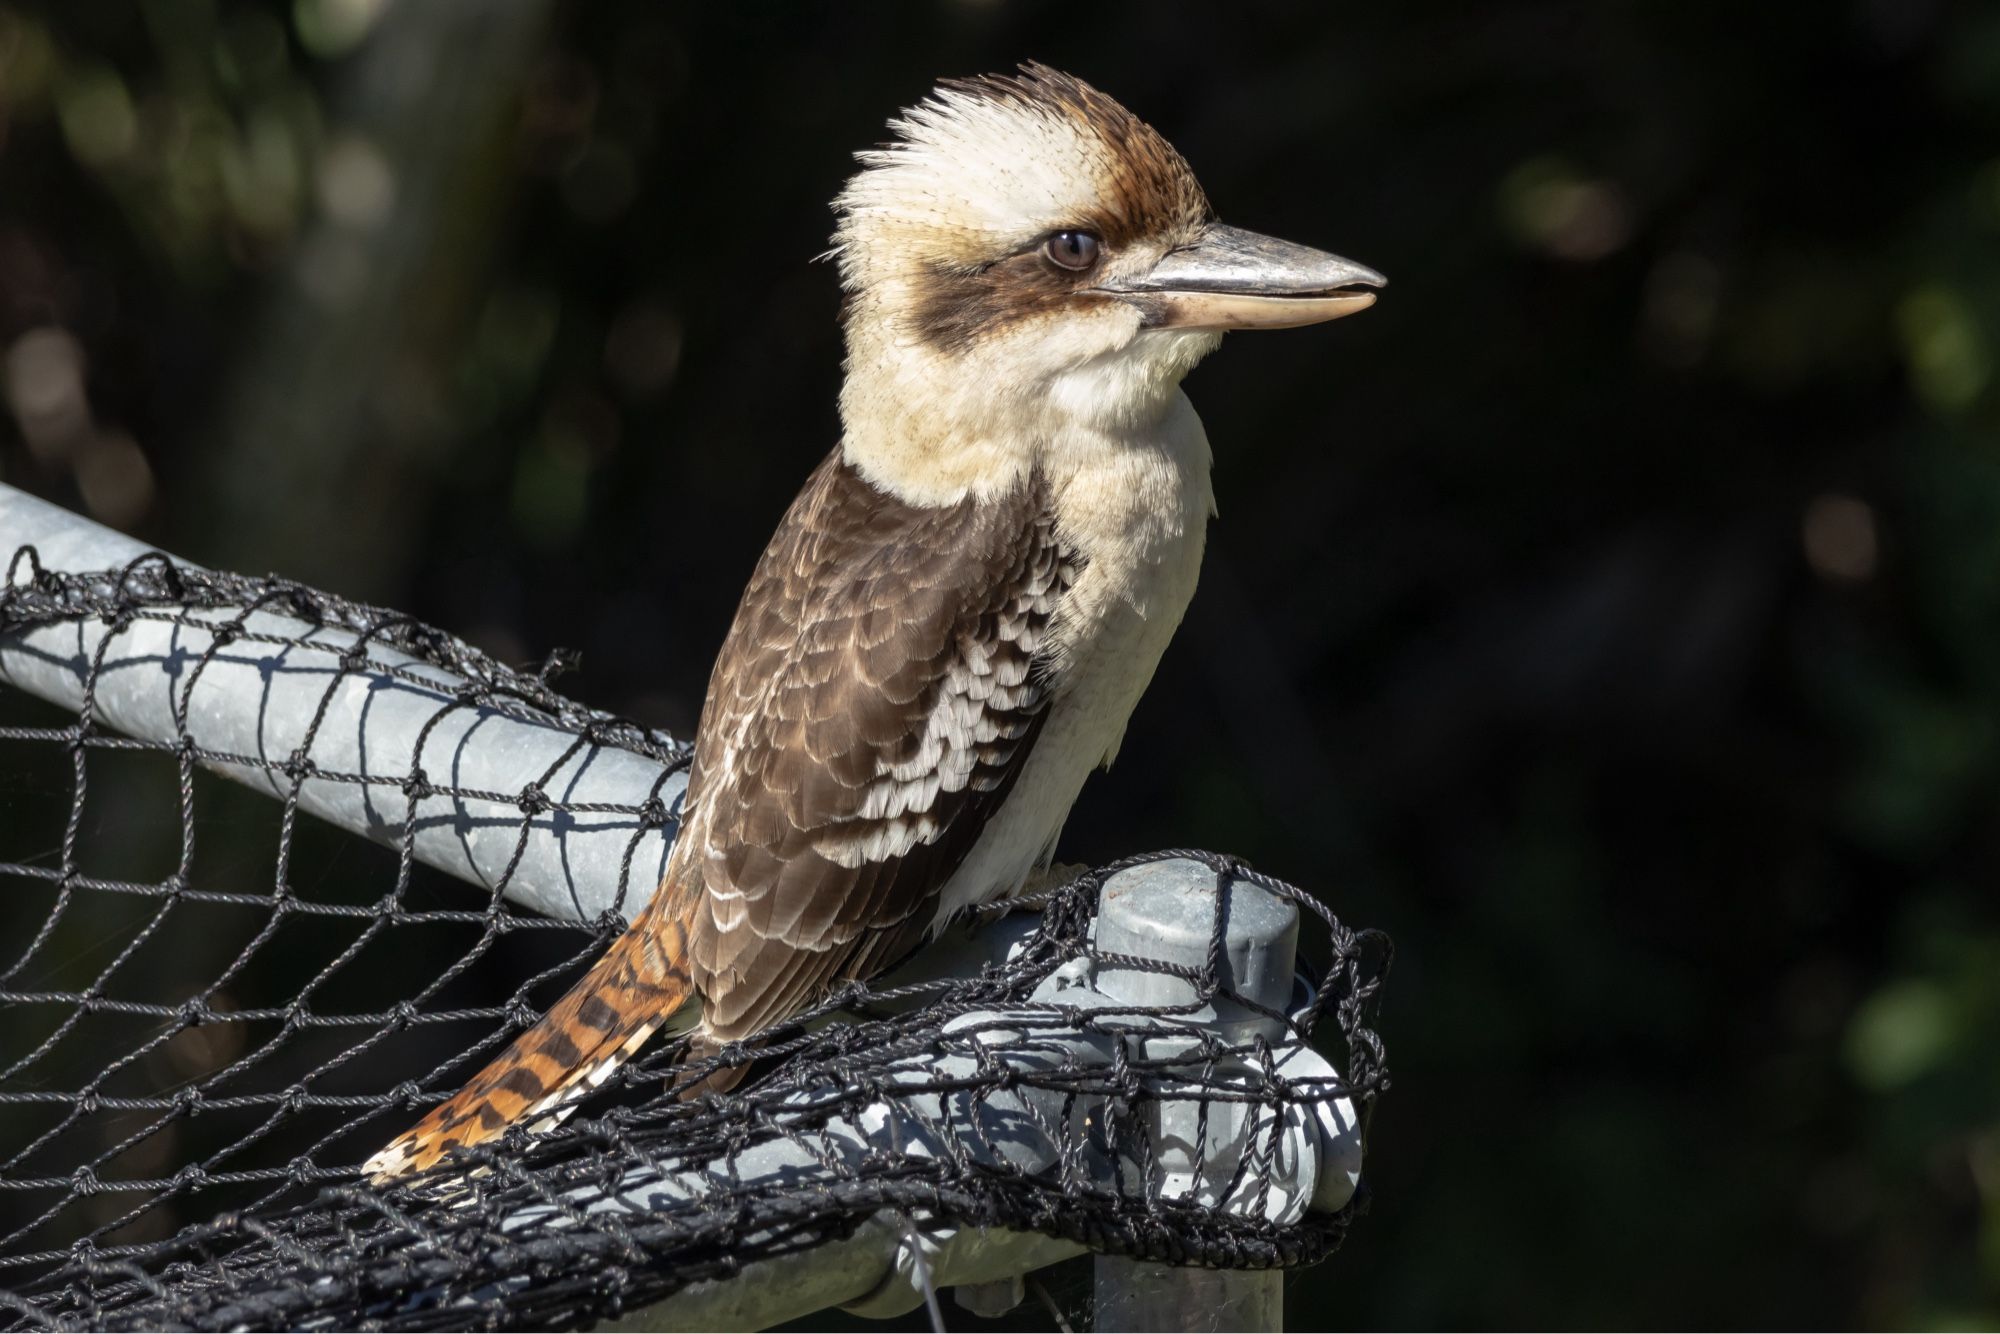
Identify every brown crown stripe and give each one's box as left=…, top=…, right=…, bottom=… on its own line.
left=897, top=65, right=1210, bottom=353
left=940, top=62, right=1211, bottom=241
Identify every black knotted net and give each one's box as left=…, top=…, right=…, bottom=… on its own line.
left=0, top=549, right=1390, bottom=1331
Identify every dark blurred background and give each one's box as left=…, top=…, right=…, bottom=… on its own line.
left=1, top=0, right=1997, bottom=1327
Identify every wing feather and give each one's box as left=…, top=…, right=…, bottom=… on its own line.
left=680, top=450, right=1072, bottom=1042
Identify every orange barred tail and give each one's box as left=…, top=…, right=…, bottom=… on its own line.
left=363, top=897, right=696, bottom=1183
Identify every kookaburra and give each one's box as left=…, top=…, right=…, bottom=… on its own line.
left=366, top=63, right=1381, bottom=1180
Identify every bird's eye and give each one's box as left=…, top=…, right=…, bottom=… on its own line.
left=1043, top=230, right=1101, bottom=272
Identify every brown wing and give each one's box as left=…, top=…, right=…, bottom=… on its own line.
left=677, top=450, right=1072, bottom=1042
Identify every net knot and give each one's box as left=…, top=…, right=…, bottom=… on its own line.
left=538, top=646, right=581, bottom=686
left=175, top=997, right=212, bottom=1027
left=171, top=1163, right=208, bottom=1192
left=68, top=1166, right=100, bottom=1197
left=339, top=644, right=371, bottom=674
left=281, top=748, right=316, bottom=782
left=515, top=782, right=550, bottom=815
left=280, top=585, right=321, bottom=623
left=638, top=796, right=669, bottom=829
left=401, top=767, right=432, bottom=800
left=122, top=552, right=184, bottom=600
left=390, top=1080, right=423, bottom=1108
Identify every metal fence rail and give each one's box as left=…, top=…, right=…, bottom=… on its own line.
left=0, top=484, right=678, bottom=928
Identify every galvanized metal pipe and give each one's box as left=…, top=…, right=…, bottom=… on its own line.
left=0, top=484, right=680, bottom=925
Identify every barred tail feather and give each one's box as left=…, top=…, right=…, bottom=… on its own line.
left=364, top=898, right=695, bottom=1183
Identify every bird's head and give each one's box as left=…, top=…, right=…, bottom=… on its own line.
left=831, top=64, right=1382, bottom=497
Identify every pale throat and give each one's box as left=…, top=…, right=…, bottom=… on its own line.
left=837, top=317, right=1219, bottom=510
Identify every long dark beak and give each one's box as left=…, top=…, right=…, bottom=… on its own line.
left=1096, top=223, right=1386, bottom=331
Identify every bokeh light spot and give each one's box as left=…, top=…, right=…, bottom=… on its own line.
left=1499, top=157, right=1632, bottom=262
left=293, top=0, right=390, bottom=59
left=317, top=135, right=397, bottom=230
left=1803, top=494, right=1879, bottom=584
left=0, top=9, right=58, bottom=116
left=1897, top=285, right=1989, bottom=415
left=74, top=430, right=155, bottom=529
left=56, top=67, right=137, bottom=168
left=1847, top=979, right=1955, bottom=1090
left=3, top=326, right=89, bottom=460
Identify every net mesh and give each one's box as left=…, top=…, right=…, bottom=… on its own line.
left=0, top=547, right=1390, bottom=1332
